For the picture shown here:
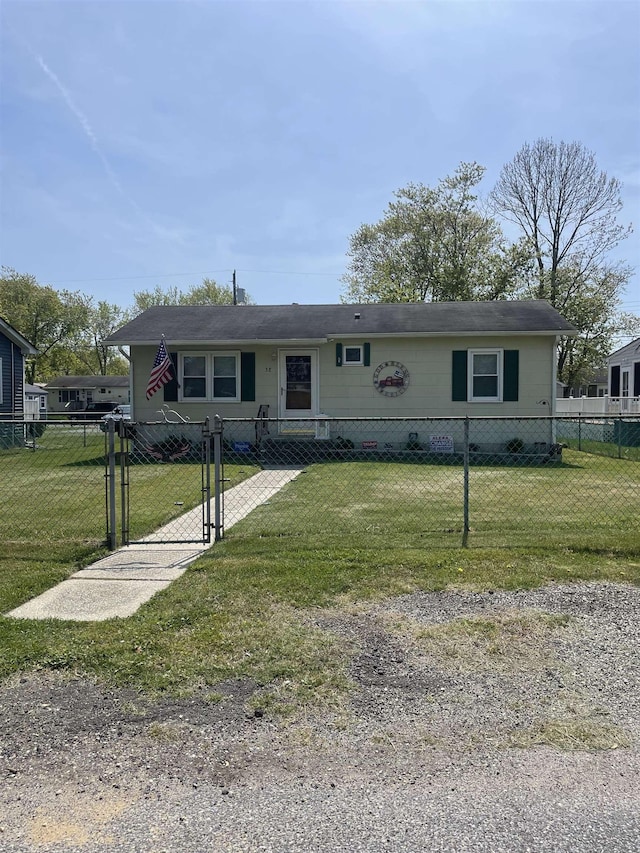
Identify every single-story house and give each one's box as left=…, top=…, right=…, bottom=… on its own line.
left=44, top=375, right=130, bottom=415
left=562, top=369, right=609, bottom=399
left=105, top=300, right=575, bottom=454
left=0, top=316, right=38, bottom=418
left=608, top=337, right=640, bottom=406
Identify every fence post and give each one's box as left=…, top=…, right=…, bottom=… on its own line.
left=213, top=415, right=223, bottom=541
left=107, top=419, right=117, bottom=550
left=618, top=415, right=623, bottom=459
left=119, top=423, right=129, bottom=546
left=203, top=418, right=211, bottom=544
left=578, top=413, right=582, bottom=452
left=462, top=416, right=470, bottom=547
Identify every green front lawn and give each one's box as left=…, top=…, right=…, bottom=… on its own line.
left=0, top=447, right=638, bottom=706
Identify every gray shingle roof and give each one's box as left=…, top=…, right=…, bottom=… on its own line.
left=44, top=375, right=130, bottom=390
left=105, top=300, right=576, bottom=345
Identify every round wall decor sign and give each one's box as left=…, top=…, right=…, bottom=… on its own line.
left=373, top=361, right=410, bottom=397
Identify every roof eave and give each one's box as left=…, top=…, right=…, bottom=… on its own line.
left=108, top=329, right=576, bottom=346
left=0, top=318, right=38, bottom=355
left=108, top=337, right=330, bottom=347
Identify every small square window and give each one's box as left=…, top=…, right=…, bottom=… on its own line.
left=344, top=346, right=363, bottom=365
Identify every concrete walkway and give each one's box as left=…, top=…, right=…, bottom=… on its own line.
left=7, top=467, right=303, bottom=622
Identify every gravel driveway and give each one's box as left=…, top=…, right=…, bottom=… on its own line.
left=1, top=581, right=639, bottom=852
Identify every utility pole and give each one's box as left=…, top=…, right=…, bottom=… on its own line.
left=232, top=269, right=237, bottom=305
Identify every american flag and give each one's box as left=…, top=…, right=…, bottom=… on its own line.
left=146, top=339, right=174, bottom=400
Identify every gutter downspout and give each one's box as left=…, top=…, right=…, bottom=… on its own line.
left=118, top=347, right=133, bottom=417
left=551, top=335, right=559, bottom=447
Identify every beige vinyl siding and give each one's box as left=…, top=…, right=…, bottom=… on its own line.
left=319, top=335, right=554, bottom=418
left=131, top=336, right=556, bottom=422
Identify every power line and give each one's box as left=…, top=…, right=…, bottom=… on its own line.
left=46, top=269, right=235, bottom=284
left=45, top=267, right=346, bottom=285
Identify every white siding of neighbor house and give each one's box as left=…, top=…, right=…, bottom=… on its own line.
left=608, top=338, right=640, bottom=368
left=608, top=338, right=640, bottom=392
left=130, top=335, right=556, bottom=423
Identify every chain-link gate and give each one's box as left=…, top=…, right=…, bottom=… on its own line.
left=105, top=418, right=222, bottom=546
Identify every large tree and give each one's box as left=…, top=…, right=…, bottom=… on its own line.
left=75, top=300, right=131, bottom=375
left=132, top=277, right=251, bottom=314
left=490, top=138, right=636, bottom=386
left=0, top=267, right=90, bottom=382
left=342, top=163, right=530, bottom=304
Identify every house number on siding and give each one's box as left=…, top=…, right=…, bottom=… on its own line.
left=373, top=361, right=410, bottom=397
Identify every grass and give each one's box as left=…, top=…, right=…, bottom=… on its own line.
left=0, top=424, right=258, bottom=610
left=562, top=437, right=640, bottom=462
left=509, top=717, right=632, bottom=751
left=387, top=610, right=573, bottom=674
left=228, top=452, right=639, bottom=552
left=0, top=445, right=638, bottom=724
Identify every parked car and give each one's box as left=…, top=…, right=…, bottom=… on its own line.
left=70, top=401, right=119, bottom=419
left=99, top=405, right=132, bottom=432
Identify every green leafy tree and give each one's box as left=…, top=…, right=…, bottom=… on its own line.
left=0, top=267, right=90, bottom=382
left=132, top=278, right=251, bottom=314
left=75, top=300, right=131, bottom=375
left=490, top=138, right=636, bottom=386
left=342, top=163, right=528, bottom=303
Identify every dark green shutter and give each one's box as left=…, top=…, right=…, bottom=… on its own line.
left=363, top=342, right=371, bottom=367
left=452, top=351, right=467, bottom=401
left=503, top=350, right=519, bottom=402
left=240, top=352, right=256, bottom=401
left=163, top=352, right=179, bottom=402
left=633, top=363, right=640, bottom=397
left=336, top=343, right=343, bottom=367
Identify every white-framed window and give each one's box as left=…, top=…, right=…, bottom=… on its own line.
left=468, top=349, right=502, bottom=402
left=179, top=352, right=240, bottom=402
left=343, top=345, right=363, bottom=366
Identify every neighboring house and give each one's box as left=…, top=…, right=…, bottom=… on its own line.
left=24, top=383, right=48, bottom=420
left=105, top=300, right=575, bottom=451
left=562, top=369, right=608, bottom=399
left=44, top=375, right=130, bottom=415
left=608, top=337, right=640, bottom=412
left=0, top=316, right=38, bottom=418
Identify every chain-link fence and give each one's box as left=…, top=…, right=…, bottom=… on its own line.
left=221, top=416, right=640, bottom=550
left=558, top=415, right=640, bottom=460
left=0, top=419, right=214, bottom=553
left=118, top=421, right=212, bottom=545
left=0, top=420, right=109, bottom=555
left=2, top=415, right=639, bottom=555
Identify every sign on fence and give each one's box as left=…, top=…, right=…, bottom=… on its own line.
left=430, top=434, right=454, bottom=453
left=233, top=441, right=252, bottom=453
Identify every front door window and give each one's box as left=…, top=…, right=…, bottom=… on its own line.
left=279, top=350, right=317, bottom=419
left=285, top=355, right=312, bottom=411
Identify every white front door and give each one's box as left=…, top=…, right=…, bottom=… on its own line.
left=279, top=350, right=318, bottom=419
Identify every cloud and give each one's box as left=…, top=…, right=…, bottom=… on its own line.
left=34, top=55, right=137, bottom=209
left=31, top=49, right=183, bottom=245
